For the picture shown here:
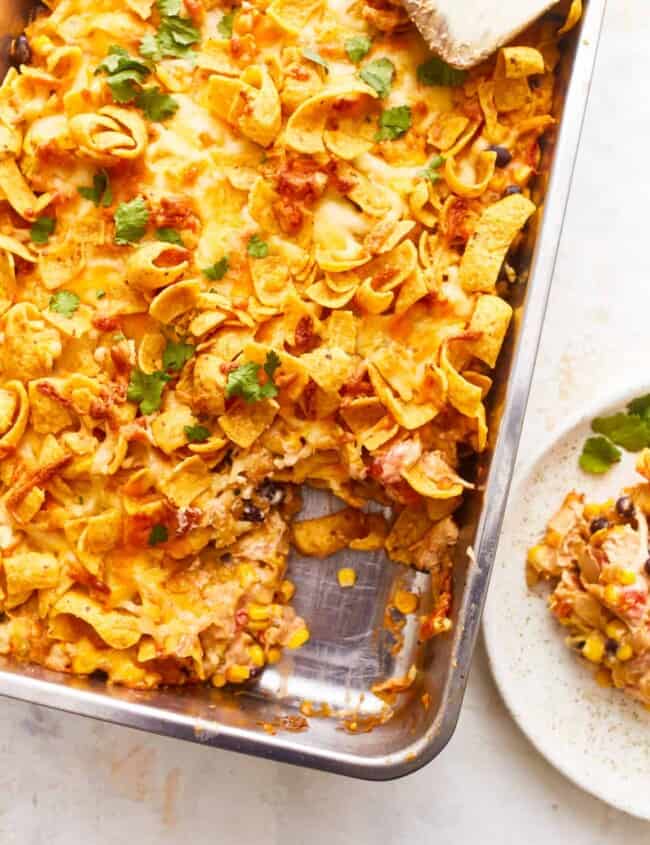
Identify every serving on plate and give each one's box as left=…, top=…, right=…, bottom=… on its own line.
left=0, top=0, right=603, bottom=777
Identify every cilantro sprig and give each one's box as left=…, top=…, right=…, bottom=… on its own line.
left=359, top=57, right=394, bottom=98
left=419, top=154, right=445, bottom=184
left=49, top=290, right=80, bottom=318
left=140, top=0, right=201, bottom=61
left=375, top=106, right=411, bottom=142
left=78, top=170, right=113, bottom=207
left=217, top=10, right=236, bottom=37
left=184, top=424, right=210, bottom=443
left=127, top=369, right=172, bottom=415
left=135, top=86, right=179, bottom=121
left=302, top=48, right=329, bottom=74
left=247, top=234, right=268, bottom=258
left=579, top=393, right=650, bottom=474
left=97, top=45, right=179, bottom=120
left=156, top=227, right=184, bottom=245
left=226, top=351, right=281, bottom=403
left=162, top=338, right=195, bottom=372
left=203, top=257, right=229, bottom=280
left=30, top=216, right=55, bottom=244
left=114, top=197, right=149, bottom=245
left=148, top=523, right=168, bottom=546
left=345, top=36, right=371, bottom=63
left=417, top=56, right=467, bottom=87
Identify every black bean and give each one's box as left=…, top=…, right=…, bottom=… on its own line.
left=605, top=638, right=618, bottom=656
left=258, top=479, right=284, bottom=506
left=645, top=558, right=650, bottom=576
left=487, top=144, right=512, bottom=168
left=241, top=502, right=264, bottom=523
left=10, top=34, right=31, bottom=67
left=615, top=496, right=635, bottom=520
left=590, top=517, right=609, bottom=534
left=504, top=185, right=522, bottom=196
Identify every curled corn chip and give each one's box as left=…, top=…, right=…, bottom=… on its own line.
left=149, top=279, right=202, bottom=323
left=468, top=294, right=513, bottom=367
left=444, top=150, right=497, bottom=199
left=53, top=590, right=142, bottom=649
left=291, top=507, right=366, bottom=558
left=127, top=242, right=190, bottom=291
left=69, top=106, right=147, bottom=164
left=458, top=193, right=536, bottom=292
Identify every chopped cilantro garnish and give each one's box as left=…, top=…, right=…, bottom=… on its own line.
left=419, top=154, right=445, bottom=183
left=226, top=350, right=281, bottom=402
left=417, top=56, right=467, bottom=87
left=148, top=523, right=168, bottom=546
left=127, top=368, right=171, bottom=415
left=114, top=197, right=149, bottom=245
left=203, top=257, right=229, bottom=280
left=592, top=413, right=650, bottom=452
left=374, top=105, right=411, bottom=141
left=49, top=290, right=80, bottom=318
left=78, top=169, right=113, bottom=207
left=141, top=2, right=201, bottom=61
left=156, top=227, right=184, bottom=246
left=247, top=234, right=268, bottom=258
left=345, top=35, right=371, bottom=63
left=627, top=394, right=650, bottom=421
left=135, top=86, right=179, bottom=121
left=579, top=436, right=622, bottom=475
left=184, top=424, right=210, bottom=443
left=30, top=216, right=55, bottom=244
left=97, top=46, right=151, bottom=103
left=217, top=10, right=236, bottom=37
left=302, top=48, right=329, bottom=73
left=359, top=57, right=394, bottom=98
left=162, top=338, right=195, bottom=371
left=96, top=289, right=106, bottom=299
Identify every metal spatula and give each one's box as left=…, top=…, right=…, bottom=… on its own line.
left=402, top=0, right=558, bottom=68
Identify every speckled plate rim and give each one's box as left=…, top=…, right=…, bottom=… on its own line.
left=483, top=383, right=650, bottom=822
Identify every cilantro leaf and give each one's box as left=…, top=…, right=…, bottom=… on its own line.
left=247, top=234, right=268, bottom=258
left=49, top=290, right=80, bottom=318
left=226, top=351, right=280, bottom=402
left=127, top=368, right=171, bottom=415
left=97, top=46, right=150, bottom=103
left=139, top=34, right=160, bottom=61
left=374, top=105, right=411, bottom=142
left=156, top=227, right=184, bottom=245
left=628, top=393, right=650, bottom=422
left=135, top=86, right=179, bottom=121
left=579, top=436, right=622, bottom=474
left=114, top=197, right=149, bottom=245
left=78, top=169, right=113, bottom=207
left=419, top=154, right=445, bottom=183
left=302, top=48, right=329, bottom=73
left=345, top=35, right=371, bottom=63
left=359, top=57, right=394, bottom=98
left=30, top=216, right=56, bottom=244
left=217, top=10, right=236, bottom=37
left=184, top=424, right=210, bottom=443
left=148, top=523, right=168, bottom=546
left=162, top=338, right=195, bottom=371
left=591, top=413, right=650, bottom=452
left=203, top=257, right=229, bottom=280
left=417, top=56, right=467, bottom=87
left=157, top=0, right=181, bottom=15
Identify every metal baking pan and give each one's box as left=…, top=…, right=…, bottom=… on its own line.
left=0, top=0, right=605, bottom=778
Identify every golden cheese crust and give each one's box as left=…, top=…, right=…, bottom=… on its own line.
left=0, top=0, right=576, bottom=688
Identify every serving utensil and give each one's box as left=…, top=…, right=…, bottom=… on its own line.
left=403, top=0, right=559, bottom=68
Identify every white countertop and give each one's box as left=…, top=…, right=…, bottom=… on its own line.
left=5, top=2, right=650, bottom=842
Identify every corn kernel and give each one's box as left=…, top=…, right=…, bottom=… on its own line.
left=618, top=569, right=637, bottom=586
left=616, top=643, right=633, bottom=662
left=337, top=568, right=356, bottom=588
left=267, top=647, right=282, bottom=664
left=287, top=627, right=310, bottom=649
left=527, top=545, right=546, bottom=565
left=212, top=672, right=227, bottom=688
left=582, top=632, right=605, bottom=663
left=605, top=620, right=626, bottom=641
left=246, top=620, right=268, bottom=632
left=226, top=664, right=251, bottom=683
left=545, top=529, right=563, bottom=549
left=248, top=602, right=270, bottom=621
left=584, top=499, right=613, bottom=520
left=278, top=579, right=295, bottom=602
left=394, top=589, right=419, bottom=615
left=31, top=34, right=53, bottom=56
left=248, top=644, right=265, bottom=667
left=237, top=563, right=255, bottom=588
left=604, top=585, right=621, bottom=605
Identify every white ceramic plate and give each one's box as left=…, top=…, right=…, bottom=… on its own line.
left=483, top=386, right=650, bottom=820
